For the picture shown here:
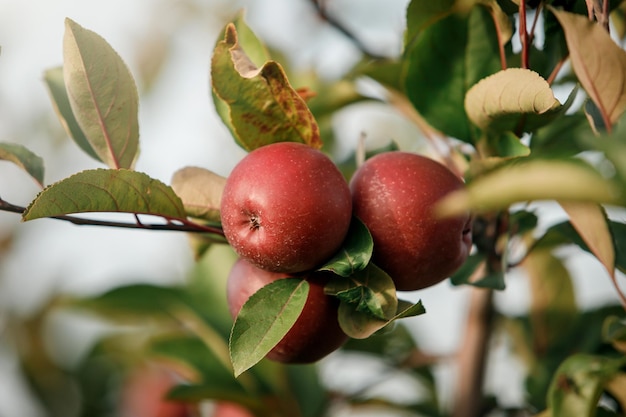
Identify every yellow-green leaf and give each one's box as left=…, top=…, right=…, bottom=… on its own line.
left=523, top=249, right=577, bottom=354
left=437, top=159, right=621, bottom=216
left=171, top=166, right=226, bottom=222
left=63, top=18, right=140, bottom=169
left=559, top=201, right=616, bottom=280
left=23, top=169, right=186, bottom=221
left=211, top=23, right=321, bottom=151
left=465, top=68, right=562, bottom=132
left=551, top=8, right=626, bottom=129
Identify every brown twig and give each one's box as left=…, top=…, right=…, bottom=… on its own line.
left=0, top=197, right=224, bottom=235
left=308, top=0, right=387, bottom=60
left=451, top=286, right=495, bottom=417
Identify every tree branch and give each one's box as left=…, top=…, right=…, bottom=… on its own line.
left=309, top=0, right=387, bottom=60
left=0, top=197, right=224, bottom=236
left=452, top=287, right=495, bottom=417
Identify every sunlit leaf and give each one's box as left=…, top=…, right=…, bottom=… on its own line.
left=547, top=354, right=626, bottom=417
left=22, top=169, right=186, bottom=221
left=211, top=13, right=272, bottom=142
left=230, top=278, right=309, bottom=377
left=465, top=68, right=562, bottom=132
left=63, top=18, right=140, bottom=169
left=44, top=66, right=100, bottom=162
left=437, top=159, right=621, bottom=217
left=559, top=201, right=615, bottom=281
left=211, top=23, right=321, bottom=151
left=551, top=8, right=626, bottom=129
left=171, top=166, right=226, bottom=222
left=0, top=142, right=45, bottom=187
left=318, top=217, right=373, bottom=277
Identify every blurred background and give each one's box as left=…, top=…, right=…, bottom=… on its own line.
left=0, top=1, right=622, bottom=416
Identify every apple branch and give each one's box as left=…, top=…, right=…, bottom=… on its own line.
left=308, top=0, right=387, bottom=60
left=0, top=196, right=224, bottom=236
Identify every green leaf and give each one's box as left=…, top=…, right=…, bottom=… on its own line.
left=437, top=158, right=622, bottom=217
left=325, top=263, right=397, bottom=322
left=285, top=365, right=329, bottom=417
left=404, top=0, right=456, bottom=46
left=211, top=23, right=321, bottom=151
left=530, top=113, right=592, bottom=157
left=170, top=166, right=226, bottom=222
left=22, top=169, right=186, bottom=221
left=547, top=354, right=626, bottom=417
left=0, top=142, right=45, bottom=187
left=550, top=8, right=626, bottom=129
left=43, top=66, right=100, bottom=162
left=524, top=249, right=577, bottom=354
left=450, top=253, right=486, bottom=286
left=337, top=297, right=425, bottom=340
left=71, top=283, right=187, bottom=317
left=325, top=264, right=426, bottom=339
left=404, top=4, right=502, bottom=143
left=603, top=316, right=626, bottom=354
left=150, top=336, right=243, bottom=390
left=318, top=217, right=373, bottom=277
left=63, top=18, right=139, bottom=169
left=487, top=131, right=531, bottom=158
left=465, top=68, right=562, bottom=132
left=229, top=278, right=309, bottom=377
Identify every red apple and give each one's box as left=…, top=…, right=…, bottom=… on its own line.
left=119, top=364, right=192, bottom=417
left=226, top=258, right=348, bottom=363
left=220, top=142, right=352, bottom=274
left=212, top=402, right=256, bottom=417
left=350, top=152, right=472, bottom=291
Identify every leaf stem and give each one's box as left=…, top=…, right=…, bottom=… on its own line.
left=519, top=0, right=530, bottom=69
left=0, top=197, right=224, bottom=236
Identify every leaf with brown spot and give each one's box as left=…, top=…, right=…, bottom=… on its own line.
left=211, top=23, right=321, bottom=151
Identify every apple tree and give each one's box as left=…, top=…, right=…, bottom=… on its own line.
left=1, top=1, right=626, bottom=416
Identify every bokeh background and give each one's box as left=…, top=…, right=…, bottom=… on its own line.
left=0, top=1, right=621, bottom=416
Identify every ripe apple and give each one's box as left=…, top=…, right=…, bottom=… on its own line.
left=220, top=142, right=352, bottom=274
left=350, top=152, right=472, bottom=291
left=226, top=258, right=348, bottom=363
left=119, top=364, right=192, bottom=417
left=211, top=402, right=256, bottom=417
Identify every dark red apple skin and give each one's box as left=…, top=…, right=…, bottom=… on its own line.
left=220, top=142, right=352, bottom=274
left=226, top=258, right=348, bottom=364
left=350, top=152, right=472, bottom=291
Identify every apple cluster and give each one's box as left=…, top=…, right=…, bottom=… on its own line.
left=220, top=142, right=472, bottom=364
